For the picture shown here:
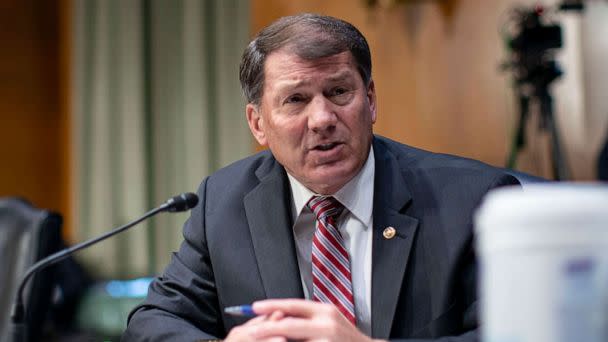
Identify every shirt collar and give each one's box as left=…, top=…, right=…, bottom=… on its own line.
left=287, top=148, right=375, bottom=228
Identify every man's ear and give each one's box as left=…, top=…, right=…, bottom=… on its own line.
left=367, top=79, right=377, bottom=124
left=246, top=103, right=267, bottom=146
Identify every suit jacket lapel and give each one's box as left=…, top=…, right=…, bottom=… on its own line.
left=371, top=139, right=419, bottom=339
left=244, top=157, right=305, bottom=300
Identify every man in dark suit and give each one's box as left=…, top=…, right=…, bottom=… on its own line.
left=124, top=14, right=518, bottom=341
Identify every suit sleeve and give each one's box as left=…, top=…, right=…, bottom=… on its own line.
left=390, top=173, right=520, bottom=342
left=122, top=178, right=225, bottom=341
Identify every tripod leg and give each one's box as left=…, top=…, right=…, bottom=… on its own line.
left=506, top=91, right=530, bottom=169
left=539, top=91, right=569, bottom=180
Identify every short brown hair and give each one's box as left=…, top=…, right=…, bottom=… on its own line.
left=239, top=13, right=372, bottom=105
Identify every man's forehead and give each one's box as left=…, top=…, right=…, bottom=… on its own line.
left=263, top=50, right=358, bottom=85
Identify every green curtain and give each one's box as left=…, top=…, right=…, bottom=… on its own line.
left=72, top=0, right=251, bottom=278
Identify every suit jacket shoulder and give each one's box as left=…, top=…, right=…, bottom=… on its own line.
left=375, top=135, right=508, bottom=178
left=202, top=149, right=280, bottom=213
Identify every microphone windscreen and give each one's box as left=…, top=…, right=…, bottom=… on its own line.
left=166, top=192, right=199, bottom=212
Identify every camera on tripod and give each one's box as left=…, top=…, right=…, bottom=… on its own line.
left=503, top=1, right=584, bottom=180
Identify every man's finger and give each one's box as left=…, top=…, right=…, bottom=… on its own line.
left=267, top=310, right=285, bottom=321
left=225, top=314, right=289, bottom=342
left=253, top=298, right=327, bottom=318
left=242, top=314, right=269, bottom=325
left=253, top=317, right=321, bottom=340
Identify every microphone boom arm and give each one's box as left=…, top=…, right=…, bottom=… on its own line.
left=10, top=192, right=198, bottom=342
left=11, top=206, right=163, bottom=323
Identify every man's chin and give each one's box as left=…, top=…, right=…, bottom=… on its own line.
left=306, top=167, right=357, bottom=194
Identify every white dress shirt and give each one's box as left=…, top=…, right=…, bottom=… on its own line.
left=287, top=148, right=375, bottom=336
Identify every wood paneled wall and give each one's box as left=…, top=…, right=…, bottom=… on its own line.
left=0, top=0, right=72, bottom=238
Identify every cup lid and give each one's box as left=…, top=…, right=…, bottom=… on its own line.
left=475, top=183, right=608, bottom=231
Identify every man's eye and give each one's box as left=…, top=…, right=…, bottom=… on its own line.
left=332, top=87, right=348, bottom=96
left=285, top=95, right=304, bottom=104
left=329, top=87, right=353, bottom=105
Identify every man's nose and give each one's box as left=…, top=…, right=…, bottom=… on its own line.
left=307, top=96, right=337, bottom=132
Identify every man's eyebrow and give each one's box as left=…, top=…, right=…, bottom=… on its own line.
left=326, top=71, right=355, bottom=82
left=275, top=79, right=311, bottom=89
left=274, top=70, right=356, bottom=91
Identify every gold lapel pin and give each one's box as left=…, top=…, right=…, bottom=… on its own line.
left=383, top=226, right=396, bottom=239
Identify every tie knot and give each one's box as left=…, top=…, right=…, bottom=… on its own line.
left=307, top=196, right=344, bottom=221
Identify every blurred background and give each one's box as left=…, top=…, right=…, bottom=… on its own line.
left=1, top=0, right=607, bottom=340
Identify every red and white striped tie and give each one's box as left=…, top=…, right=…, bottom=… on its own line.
left=308, top=196, right=356, bottom=325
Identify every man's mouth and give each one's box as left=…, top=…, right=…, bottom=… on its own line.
left=314, top=142, right=340, bottom=151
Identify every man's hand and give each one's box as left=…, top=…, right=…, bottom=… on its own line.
left=250, top=299, right=387, bottom=342
left=224, top=310, right=287, bottom=342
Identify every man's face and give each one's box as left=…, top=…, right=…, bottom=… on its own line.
left=246, top=49, right=377, bottom=194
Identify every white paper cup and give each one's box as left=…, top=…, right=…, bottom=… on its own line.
left=475, top=183, right=608, bottom=342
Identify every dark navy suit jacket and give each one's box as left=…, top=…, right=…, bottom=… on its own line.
left=124, top=136, right=519, bottom=341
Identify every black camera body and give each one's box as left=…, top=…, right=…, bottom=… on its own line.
left=511, top=21, right=562, bottom=54
left=509, top=10, right=564, bottom=87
